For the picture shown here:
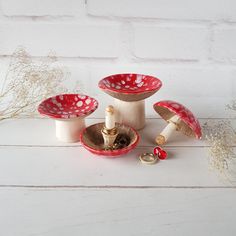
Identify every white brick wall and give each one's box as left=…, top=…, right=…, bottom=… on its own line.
left=88, top=0, right=236, bottom=21
left=1, top=0, right=85, bottom=16
left=212, top=27, right=236, bottom=63
left=0, top=0, right=235, bottom=118
left=133, top=25, right=208, bottom=60
left=0, top=23, right=119, bottom=57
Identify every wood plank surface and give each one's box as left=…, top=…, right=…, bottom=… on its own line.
left=0, top=118, right=235, bottom=236
left=0, top=118, right=225, bottom=147
left=0, top=145, right=232, bottom=187
left=0, top=118, right=234, bottom=187
left=1, top=188, right=235, bottom=236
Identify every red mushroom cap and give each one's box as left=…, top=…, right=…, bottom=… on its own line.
left=38, top=94, right=98, bottom=120
left=98, top=73, right=162, bottom=102
left=153, top=100, right=202, bottom=139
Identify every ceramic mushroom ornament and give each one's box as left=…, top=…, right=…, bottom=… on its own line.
left=80, top=122, right=139, bottom=157
left=99, top=73, right=162, bottom=130
left=153, top=100, right=202, bottom=145
left=38, top=94, right=98, bottom=142
left=101, top=105, right=118, bottom=149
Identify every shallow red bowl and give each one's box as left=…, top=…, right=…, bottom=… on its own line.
left=98, top=73, right=162, bottom=101
left=38, top=94, right=98, bottom=120
left=80, top=122, right=139, bottom=157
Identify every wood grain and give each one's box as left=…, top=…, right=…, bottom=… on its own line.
left=0, top=118, right=226, bottom=147
left=0, top=145, right=233, bottom=187
left=0, top=118, right=235, bottom=236
left=1, top=188, right=236, bottom=236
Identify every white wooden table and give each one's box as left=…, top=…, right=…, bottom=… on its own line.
left=0, top=117, right=235, bottom=236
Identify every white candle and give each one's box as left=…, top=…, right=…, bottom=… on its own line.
left=105, top=105, right=115, bottom=130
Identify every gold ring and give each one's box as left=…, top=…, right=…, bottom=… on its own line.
left=139, top=153, right=158, bottom=165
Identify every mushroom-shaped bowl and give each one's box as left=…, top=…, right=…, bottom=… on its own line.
left=80, top=122, right=139, bottom=157
left=153, top=100, right=202, bottom=145
left=98, top=73, right=162, bottom=130
left=38, top=94, right=98, bottom=143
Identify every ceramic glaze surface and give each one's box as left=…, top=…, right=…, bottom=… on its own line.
left=80, top=122, right=139, bottom=157
left=99, top=73, right=162, bottom=94
left=154, top=146, right=168, bottom=160
left=153, top=100, right=202, bottom=139
left=38, top=94, right=98, bottom=119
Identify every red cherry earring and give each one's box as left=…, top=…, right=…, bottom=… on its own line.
left=153, top=146, right=168, bottom=160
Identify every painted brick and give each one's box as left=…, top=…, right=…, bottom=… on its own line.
left=133, top=26, right=208, bottom=60
left=212, top=27, right=236, bottom=62
left=1, top=0, right=85, bottom=16
left=0, top=23, right=119, bottom=58
left=88, top=0, right=236, bottom=21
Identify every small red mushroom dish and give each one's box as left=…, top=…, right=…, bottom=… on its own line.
left=38, top=94, right=98, bottom=143
left=153, top=100, right=202, bottom=145
left=80, top=122, right=139, bottom=157
left=98, top=73, right=162, bottom=130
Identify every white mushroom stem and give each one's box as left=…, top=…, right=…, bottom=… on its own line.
left=55, top=118, right=85, bottom=143
left=156, top=115, right=181, bottom=145
left=105, top=105, right=115, bottom=129
left=113, top=99, right=145, bottom=130
left=101, top=127, right=118, bottom=149
left=102, top=106, right=118, bottom=148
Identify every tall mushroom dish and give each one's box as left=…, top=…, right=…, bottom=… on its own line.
left=99, top=73, right=162, bottom=130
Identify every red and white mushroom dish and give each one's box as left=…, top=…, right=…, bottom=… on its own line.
left=80, top=122, right=139, bottom=157
left=153, top=100, right=202, bottom=145
left=99, top=73, right=162, bottom=130
left=38, top=94, right=98, bottom=142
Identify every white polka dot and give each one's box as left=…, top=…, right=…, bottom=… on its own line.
left=77, top=101, right=83, bottom=107
left=172, top=103, right=180, bottom=109
left=135, top=75, right=143, bottom=84
left=62, top=115, right=69, bottom=119
left=51, top=98, right=57, bottom=104
left=78, top=95, right=86, bottom=99
left=137, top=82, right=144, bottom=87
left=85, top=99, right=91, bottom=105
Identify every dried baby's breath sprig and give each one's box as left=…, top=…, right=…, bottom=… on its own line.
left=227, top=100, right=236, bottom=112
left=0, top=47, right=70, bottom=121
left=202, top=120, right=236, bottom=173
